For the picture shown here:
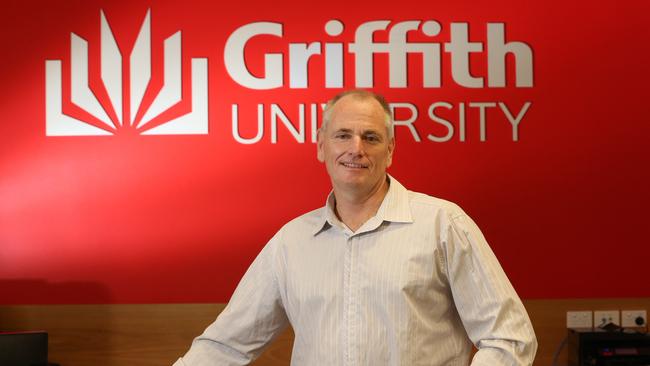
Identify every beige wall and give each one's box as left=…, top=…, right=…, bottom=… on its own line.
left=1, top=298, right=649, bottom=366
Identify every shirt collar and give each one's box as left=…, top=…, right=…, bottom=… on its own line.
left=312, top=174, right=414, bottom=236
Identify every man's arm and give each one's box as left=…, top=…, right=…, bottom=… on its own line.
left=174, top=234, right=289, bottom=366
left=443, top=213, right=537, bottom=366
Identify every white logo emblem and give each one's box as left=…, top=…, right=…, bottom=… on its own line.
left=45, top=9, right=208, bottom=136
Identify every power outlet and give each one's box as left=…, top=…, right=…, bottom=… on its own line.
left=594, top=310, right=620, bottom=327
left=622, top=310, right=647, bottom=328
left=567, top=311, right=593, bottom=328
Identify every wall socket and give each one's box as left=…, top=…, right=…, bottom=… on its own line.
left=567, top=311, right=593, bottom=328
left=622, top=310, right=647, bottom=328
left=594, top=310, right=620, bottom=327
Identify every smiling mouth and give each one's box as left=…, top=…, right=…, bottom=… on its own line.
left=340, top=162, right=368, bottom=169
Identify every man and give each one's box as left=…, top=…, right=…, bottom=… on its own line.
left=174, top=90, right=537, bottom=365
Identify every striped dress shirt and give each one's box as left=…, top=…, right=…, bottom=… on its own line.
left=175, top=176, right=537, bottom=365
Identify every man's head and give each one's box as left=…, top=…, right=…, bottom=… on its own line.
left=321, top=90, right=394, bottom=139
left=317, top=90, right=395, bottom=195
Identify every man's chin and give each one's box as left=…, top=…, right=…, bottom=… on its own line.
left=332, top=175, right=381, bottom=192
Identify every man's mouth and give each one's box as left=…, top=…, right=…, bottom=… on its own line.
left=340, top=162, right=368, bottom=169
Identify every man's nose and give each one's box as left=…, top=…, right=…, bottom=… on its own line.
left=348, top=135, right=364, bottom=155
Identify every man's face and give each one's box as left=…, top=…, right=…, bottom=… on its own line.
left=317, top=95, right=395, bottom=194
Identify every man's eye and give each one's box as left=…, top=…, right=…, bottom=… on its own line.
left=335, top=134, right=350, bottom=139
left=364, top=135, right=380, bottom=143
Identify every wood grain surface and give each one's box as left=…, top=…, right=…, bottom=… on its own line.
left=1, top=298, right=648, bottom=366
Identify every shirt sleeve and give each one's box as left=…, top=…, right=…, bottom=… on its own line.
left=443, top=212, right=538, bottom=366
left=175, top=233, right=290, bottom=366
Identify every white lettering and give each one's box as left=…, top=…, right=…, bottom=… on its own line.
left=469, top=102, right=496, bottom=141
left=349, top=21, right=391, bottom=87
left=324, top=20, right=344, bottom=88
left=232, top=104, right=265, bottom=144
left=428, top=102, right=454, bottom=142
left=224, top=22, right=283, bottom=89
left=271, top=104, right=305, bottom=143
left=390, top=103, right=421, bottom=141
left=499, top=102, right=531, bottom=141
left=488, top=23, right=533, bottom=87
left=289, top=43, right=321, bottom=88
left=224, top=20, right=534, bottom=89
left=444, top=23, right=484, bottom=88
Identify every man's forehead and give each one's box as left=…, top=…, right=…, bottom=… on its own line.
left=331, top=94, right=384, bottom=115
left=329, top=98, right=385, bottom=126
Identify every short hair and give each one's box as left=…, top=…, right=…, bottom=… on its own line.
left=321, top=90, right=394, bottom=139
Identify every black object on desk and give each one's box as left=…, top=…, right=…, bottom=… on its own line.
left=0, top=331, right=52, bottom=366
left=569, top=328, right=650, bottom=366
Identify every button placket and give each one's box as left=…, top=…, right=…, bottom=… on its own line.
left=344, top=234, right=360, bottom=366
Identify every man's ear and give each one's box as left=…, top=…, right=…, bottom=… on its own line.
left=316, top=130, right=325, bottom=162
left=386, top=137, right=395, bottom=168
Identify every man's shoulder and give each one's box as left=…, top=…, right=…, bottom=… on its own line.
left=277, top=205, right=325, bottom=235
left=404, top=188, right=466, bottom=219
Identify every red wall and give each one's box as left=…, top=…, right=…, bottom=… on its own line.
left=1, top=0, right=649, bottom=304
